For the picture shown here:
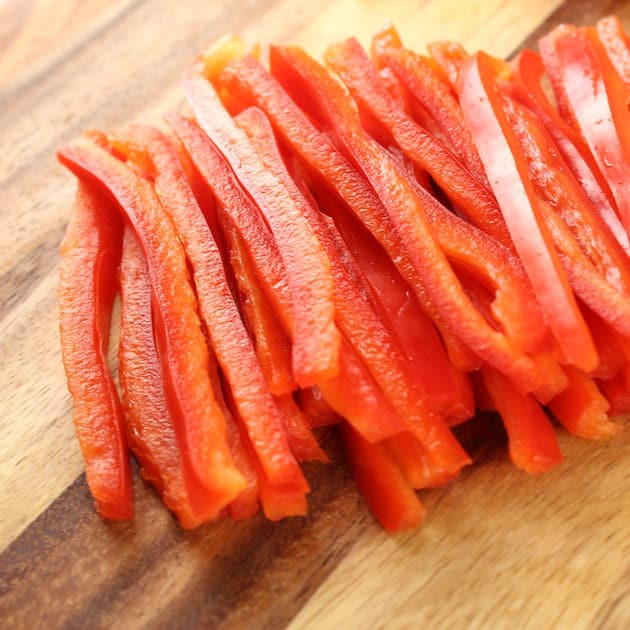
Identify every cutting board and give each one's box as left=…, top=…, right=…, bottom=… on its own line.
left=2, top=0, right=630, bottom=627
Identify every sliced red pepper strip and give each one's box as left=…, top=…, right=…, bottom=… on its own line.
left=384, top=432, right=459, bottom=489
left=459, top=51, right=598, bottom=372
left=326, top=38, right=508, bottom=247
left=270, top=46, right=558, bottom=393
left=597, top=16, right=630, bottom=89
left=427, top=41, right=470, bottom=92
left=58, top=181, right=132, bottom=520
left=220, top=54, right=480, bottom=374
left=58, top=139, right=245, bottom=516
left=582, top=307, right=627, bottom=380
left=118, top=125, right=307, bottom=492
left=597, top=365, right=630, bottom=417
left=371, top=28, right=488, bottom=188
left=218, top=202, right=296, bottom=396
left=183, top=68, right=340, bottom=387
left=509, top=49, right=628, bottom=253
left=274, top=393, right=329, bottom=463
left=548, top=366, right=621, bottom=440
left=168, top=112, right=398, bottom=443
left=481, top=366, right=563, bottom=474
left=341, top=423, right=425, bottom=533
left=119, top=226, right=203, bottom=528
left=542, top=25, right=630, bottom=236
left=236, top=105, right=470, bottom=477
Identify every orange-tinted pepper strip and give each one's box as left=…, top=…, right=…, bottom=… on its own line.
left=371, top=28, right=488, bottom=188
left=582, top=307, right=626, bottom=381
left=341, top=423, right=425, bottom=533
left=183, top=69, right=340, bottom=387
left=271, top=46, right=552, bottom=393
left=597, top=15, right=630, bottom=89
left=119, top=226, right=201, bottom=529
left=481, top=366, right=562, bottom=474
left=459, top=52, right=598, bottom=372
left=548, top=366, right=621, bottom=440
left=597, top=365, right=630, bottom=416
left=237, top=106, right=470, bottom=476
left=121, top=125, right=307, bottom=492
left=297, top=387, right=340, bottom=428
left=509, top=50, right=628, bottom=253
left=326, top=38, right=509, bottom=248
left=58, top=182, right=132, bottom=520
left=219, top=54, right=480, bottom=373
left=543, top=26, right=630, bottom=236
left=58, top=140, right=245, bottom=515
left=219, top=211, right=296, bottom=396
left=427, top=41, right=470, bottom=92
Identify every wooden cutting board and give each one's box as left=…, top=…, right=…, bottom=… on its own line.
left=2, top=0, right=630, bottom=627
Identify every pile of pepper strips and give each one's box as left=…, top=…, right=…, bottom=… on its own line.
left=58, top=17, right=630, bottom=532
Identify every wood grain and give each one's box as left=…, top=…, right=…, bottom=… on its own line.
left=2, top=0, right=630, bottom=627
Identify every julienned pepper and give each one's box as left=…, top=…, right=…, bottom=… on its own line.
left=236, top=105, right=471, bottom=478
left=270, top=45, right=553, bottom=395
left=509, top=49, right=629, bottom=253
left=119, top=125, right=308, bottom=492
left=183, top=68, right=340, bottom=388
left=370, top=27, right=488, bottom=189
left=119, top=226, right=202, bottom=529
left=219, top=208, right=296, bottom=396
left=541, top=26, right=630, bottom=238
left=58, top=139, right=246, bottom=518
left=481, top=366, right=562, bottom=474
left=597, top=15, right=630, bottom=89
left=341, top=423, right=426, bottom=533
left=168, top=112, right=403, bottom=443
left=582, top=306, right=627, bottom=380
left=427, top=41, right=470, bottom=92
left=58, top=182, right=133, bottom=520
left=459, top=51, right=598, bottom=373
left=219, top=54, right=481, bottom=374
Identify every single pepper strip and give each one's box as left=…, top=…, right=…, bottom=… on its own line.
left=270, top=45, right=551, bottom=394
left=237, top=105, right=470, bottom=478
left=168, top=112, right=402, bottom=442
left=58, top=181, right=132, bottom=520
left=183, top=67, right=340, bottom=388
left=58, top=139, right=246, bottom=517
left=459, top=51, right=598, bottom=373
left=427, top=40, right=470, bottom=93
left=597, top=15, right=630, bottom=90
left=118, top=125, right=307, bottom=492
left=219, top=54, right=480, bottom=374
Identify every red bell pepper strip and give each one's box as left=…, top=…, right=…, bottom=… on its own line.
left=384, top=432, right=459, bottom=489
left=219, top=54, right=480, bottom=374
left=341, top=423, right=425, bottom=533
left=597, top=16, right=630, bottom=89
left=119, top=226, right=203, bottom=528
left=541, top=26, right=630, bottom=237
left=218, top=203, right=296, bottom=396
left=481, top=366, right=563, bottom=474
left=167, top=112, right=400, bottom=443
left=509, top=49, right=628, bottom=253
left=183, top=68, right=340, bottom=388
left=117, top=125, right=308, bottom=492
left=371, top=28, right=488, bottom=188
left=459, top=51, right=598, bottom=373
left=548, top=366, right=621, bottom=440
left=296, top=387, right=341, bottom=428
left=58, top=182, right=132, bottom=520
left=427, top=41, right=470, bottom=92
left=582, top=307, right=626, bottom=381
left=58, top=139, right=246, bottom=516
left=326, top=38, right=509, bottom=248
left=274, top=393, right=329, bottom=463
left=236, top=105, right=470, bottom=477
